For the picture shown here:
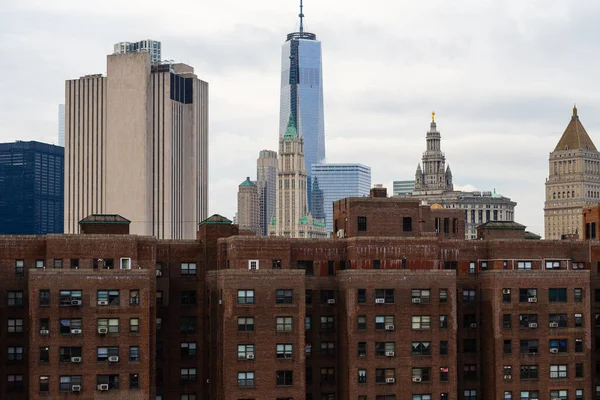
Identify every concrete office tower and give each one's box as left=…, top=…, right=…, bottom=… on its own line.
left=393, top=180, right=415, bottom=195
left=58, top=104, right=65, bottom=146
left=257, top=150, right=277, bottom=236
left=0, top=141, right=64, bottom=234
left=270, top=115, right=326, bottom=238
left=64, top=52, right=209, bottom=239
left=237, top=177, right=260, bottom=235
left=545, top=106, right=600, bottom=239
left=279, top=2, right=325, bottom=211
left=113, top=39, right=161, bottom=63
left=414, top=112, right=453, bottom=194
left=311, top=163, right=371, bottom=233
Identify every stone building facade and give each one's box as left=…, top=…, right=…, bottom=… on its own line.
left=237, top=177, right=260, bottom=235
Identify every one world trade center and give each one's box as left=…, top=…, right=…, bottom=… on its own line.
left=279, top=1, right=325, bottom=211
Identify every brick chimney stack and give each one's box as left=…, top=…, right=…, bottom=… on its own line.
left=370, top=184, right=387, bottom=198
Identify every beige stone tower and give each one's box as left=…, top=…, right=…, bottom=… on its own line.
left=545, top=106, right=600, bottom=239
left=414, top=113, right=453, bottom=195
left=64, top=52, right=208, bottom=239
left=270, top=115, right=327, bottom=238
left=237, top=177, right=260, bottom=235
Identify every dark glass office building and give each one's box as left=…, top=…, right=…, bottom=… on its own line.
left=0, top=141, right=64, bottom=234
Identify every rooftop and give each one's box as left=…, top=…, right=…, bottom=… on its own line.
left=554, top=106, right=597, bottom=152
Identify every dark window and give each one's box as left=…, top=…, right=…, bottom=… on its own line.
left=503, top=340, right=511, bottom=354
left=375, top=289, right=394, bottom=303
left=463, top=339, right=476, bottom=353
left=520, top=365, right=539, bottom=380
left=327, top=261, right=334, bottom=276
left=440, top=367, right=449, bottom=382
left=357, top=316, right=367, bottom=331
left=39, top=347, right=49, bottom=363
left=320, top=367, right=335, bottom=383
left=403, top=217, right=412, bottom=232
left=439, top=289, right=448, bottom=302
left=520, top=339, right=539, bottom=354
left=39, top=376, right=49, bottom=392
left=129, top=374, right=139, bottom=390
left=463, top=365, right=477, bottom=380
left=503, top=314, right=512, bottom=328
left=39, top=290, right=50, bottom=306
left=412, top=341, right=431, bottom=356
left=443, top=218, right=449, bottom=233
left=272, top=259, right=282, bottom=269
left=549, top=339, right=568, bottom=353
left=276, top=370, right=293, bottom=386
left=320, top=290, right=335, bottom=304
left=575, top=338, right=583, bottom=352
left=305, top=290, right=312, bottom=304
left=70, top=259, right=79, bottom=269
left=54, top=259, right=63, bottom=268
left=179, top=317, right=197, bottom=333
left=519, top=314, right=538, bottom=328
left=373, top=259, right=381, bottom=269
left=440, top=340, right=448, bottom=356
left=519, top=288, right=538, bottom=302
left=357, top=289, right=366, bottom=304
left=550, top=313, right=568, bottom=328
left=357, top=342, right=366, bottom=357
left=463, top=314, right=477, bottom=328
left=180, top=342, right=196, bottom=357
left=181, top=290, right=197, bottom=305
left=357, top=216, right=367, bottom=231
left=549, top=288, right=567, bottom=302
left=502, top=289, right=511, bottom=303
left=320, top=316, right=334, bottom=331
left=276, top=289, right=293, bottom=304
left=7, top=346, right=23, bottom=361
left=576, top=363, right=584, bottom=378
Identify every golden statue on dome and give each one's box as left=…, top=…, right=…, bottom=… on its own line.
left=432, top=111, right=435, bottom=121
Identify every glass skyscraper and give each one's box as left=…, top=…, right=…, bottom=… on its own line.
left=279, top=7, right=325, bottom=211
left=311, top=163, right=371, bottom=233
left=0, top=141, right=64, bottom=234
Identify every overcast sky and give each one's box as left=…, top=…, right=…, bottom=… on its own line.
left=2, top=0, right=600, bottom=236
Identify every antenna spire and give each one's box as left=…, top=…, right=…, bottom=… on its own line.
left=299, top=0, right=304, bottom=33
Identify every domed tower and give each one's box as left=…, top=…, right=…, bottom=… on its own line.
left=413, top=112, right=452, bottom=194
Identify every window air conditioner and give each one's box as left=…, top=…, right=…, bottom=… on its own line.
left=71, top=385, right=81, bottom=392
left=97, top=384, right=109, bottom=391
left=375, top=298, right=385, bottom=304
left=246, top=353, right=255, bottom=360
left=97, top=300, right=108, bottom=306
left=550, top=348, right=558, bottom=354
left=108, top=356, right=119, bottom=362
left=412, top=298, right=421, bottom=304
left=71, top=329, right=82, bottom=334
left=528, top=297, right=537, bottom=303
left=549, top=322, right=558, bottom=328
left=40, top=329, right=49, bottom=335
left=470, top=323, right=477, bottom=328
left=327, top=299, right=336, bottom=304
left=156, top=270, right=162, bottom=277
left=385, top=351, right=395, bottom=357
left=411, top=377, right=421, bottom=383
left=385, top=325, right=395, bottom=331
left=70, top=357, right=82, bottom=363
left=528, top=323, right=537, bottom=328
left=98, top=328, right=108, bottom=335
left=71, top=300, right=82, bottom=306
left=386, top=377, right=396, bottom=383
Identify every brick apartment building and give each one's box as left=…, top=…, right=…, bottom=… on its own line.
left=2, top=192, right=600, bottom=399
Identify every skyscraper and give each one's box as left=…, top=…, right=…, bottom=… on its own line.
left=58, top=104, right=65, bottom=147
left=393, top=180, right=415, bottom=195
left=64, top=52, right=208, bottom=239
left=414, top=112, right=453, bottom=194
left=545, top=106, right=599, bottom=239
left=237, top=177, right=260, bottom=234
left=257, top=150, right=277, bottom=236
left=113, top=39, right=162, bottom=63
left=0, top=141, right=64, bottom=234
left=279, top=1, right=325, bottom=210
left=310, top=163, right=371, bottom=233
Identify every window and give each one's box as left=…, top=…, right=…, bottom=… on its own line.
left=403, top=216, right=412, bottom=232
left=375, top=342, right=395, bottom=356
left=94, top=258, right=114, bottom=269
left=440, top=367, right=449, bottom=382
left=440, top=340, right=448, bottom=356
left=463, top=364, right=477, bottom=380
left=463, top=314, right=477, bottom=328
left=375, top=289, right=394, bottom=303
left=574, top=288, right=582, bottom=302
left=504, top=366, right=513, bottom=380
left=320, top=290, right=335, bottom=304
left=129, top=374, right=139, bottom=390
left=502, top=289, right=511, bottom=303
left=277, top=343, right=293, bottom=358
left=59, top=346, right=82, bottom=362
left=39, top=376, right=49, bottom=392
left=327, top=260, right=335, bottom=275
left=180, top=395, right=196, bottom=400
left=517, top=261, right=532, bottom=270
left=120, top=258, right=131, bottom=269
left=358, top=342, right=366, bottom=357
left=8, top=291, right=24, bottom=307
left=8, top=319, right=23, bottom=333
left=305, top=290, right=312, bottom=304
left=358, top=216, right=367, bottom=231
left=550, top=313, right=568, bottom=328
left=503, top=340, right=512, bottom=354
left=15, top=260, right=24, bottom=276
left=357, top=289, right=366, bottom=304
left=320, top=367, right=335, bottom=383
left=550, top=364, right=568, bottom=379
left=463, top=289, right=476, bottom=302
left=358, top=369, right=367, bottom=383
left=320, top=342, right=334, bottom=356
left=39, top=290, right=50, bottom=306
left=519, top=314, right=538, bottom=328
left=412, top=316, right=431, bottom=330
left=156, top=317, right=162, bottom=331
left=179, top=290, right=197, bottom=306
left=463, top=339, right=477, bottom=353
left=180, top=317, right=197, bottom=333
left=503, top=314, right=512, bottom=328
left=181, top=262, right=197, bottom=276
left=129, top=318, right=139, bottom=333
left=520, top=365, right=539, bottom=380
left=411, top=289, right=431, bottom=303
left=320, top=316, right=334, bottom=331
left=40, top=318, right=49, bottom=332
left=59, top=290, right=82, bottom=306
left=376, top=396, right=396, bottom=400
left=575, top=313, right=583, bottom=327
left=375, top=368, right=395, bottom=383
left=357, top=315, right=367, bottom=330
left=238, top=317, right=254, bottom=332
left=7, top=346, right=23, bottom=361
left=305, top=316, right=311, bottom=330
left=181, top=342, right=197, bottom=357
left=575, top=338, right=583, bottom=352
left=469, top=262, right=476, bottom=275
left=276, top=370, right=294, bottom=386
left=129, top=346, right=139, bottom=361
left=439, top=315, right=448, bottom=329
left=98, top=318, right=119, bottom=333
left=272, top=259, right=282, bottom=269
left=576, top=363, right=583, bottom=378
left=373, top=259, right=381, bottom=269
left=70, top=259, right=79, bottom=269
left=439, top=289, right=448, bottom=302
left=97, top=290, right=120, bottom=306
left=129, top=290, right=139, bottom=305
left=549, top=288, right=567, bottom=302
left=520, top=340, right=539, bottom=354
left=39, top=347, right=49, bottom=363
left=375, top=315, right=394, bottom=330
left=276, top=289, right=294, bottom=304
left=519, top=288, right=537, bottom=302
left=277, top=316, right=293, bottom=332
left=54, top=259, right=63, bottom=268
left=520, top=391, right=539, bottom=400
left=575, top=390, right=583, bottom=400
left=237, top=344, right=254, bottom=359
left=549, top=339, right=568, bottom=353
left=464, top=390, right=477, bottom=400
left=549, top=390, right=568, bottom=400
left=156, top=291, right=163, bottom=306
left=180, top=368, right=197, bottom=381
left=412, top=341, right=431, bottom=356
left=59, top=375, right=81, bottom=392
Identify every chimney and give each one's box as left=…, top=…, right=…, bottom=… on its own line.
left=370, top=184, right=387, bottom=198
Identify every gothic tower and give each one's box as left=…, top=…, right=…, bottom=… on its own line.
left=545, top=106, right=600, bottom=239
left=414, top=113, right=454, bottom=194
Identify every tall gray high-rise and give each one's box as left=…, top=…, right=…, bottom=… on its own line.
left=279, top=1, right=325, bottom=211
left=113, top=39, right=161, bottom=63
left=64, top=52, right=208, bottom=239
left=58, top=104, right=65, bottom=147
left=257, top=150, right=277, bottom=236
